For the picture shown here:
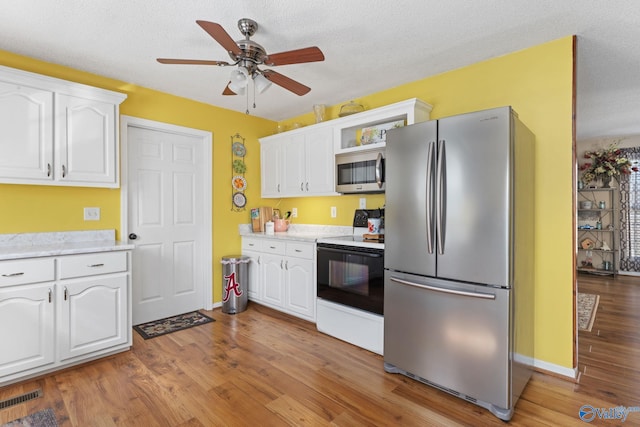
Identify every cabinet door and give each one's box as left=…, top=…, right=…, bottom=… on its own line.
left=262, top=254, right=285, bottom=308
left=0, top=81, right=54, bottom=182
left=58, top=275, right=129, bottom=361
left=261, top=141, right=282, bottom=197
left=305, top=128, right=334, bottom=194
left=242, top=250, right=262, bottom=301
left=55, top=94, right=118, bottom=187
left=0, top=283, right=55, bottom=377
left=281, top=135, right=306, bottom=196
left=285, top=257, right=315, bottom=321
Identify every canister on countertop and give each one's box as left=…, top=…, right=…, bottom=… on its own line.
left=265, top=221, right=275, bottom=235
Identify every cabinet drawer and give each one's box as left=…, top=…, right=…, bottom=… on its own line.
left=242, top=238, right=263, bottom=252
left=286, top=242, right=314, bottom=259
left=59, top=251, right=128, bottom=279
left=262, top=240, right=286, bottom=255
left=0, top=258, right=55, bottom=287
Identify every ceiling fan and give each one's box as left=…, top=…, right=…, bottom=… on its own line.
left=157, top=18, right=325, bottom=97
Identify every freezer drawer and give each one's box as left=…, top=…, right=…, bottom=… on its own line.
left=384, top=270, right=511, bottom=409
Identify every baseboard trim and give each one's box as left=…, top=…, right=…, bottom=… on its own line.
left=533, top=359, right=577, bottom=381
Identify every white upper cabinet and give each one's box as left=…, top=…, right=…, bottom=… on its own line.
left=260, top=125, right=336, bottom=198
left=259, top=99, right=432, bottom=198
left=0, top=65, right=127, bottom=188
left=0, top=81, right=54, bottom=180
left=260, top=140, right=282, bottom=197
left=56, top=94, right=118, bottom=185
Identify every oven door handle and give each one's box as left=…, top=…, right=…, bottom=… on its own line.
left=317, top=247, right=383, bottom=258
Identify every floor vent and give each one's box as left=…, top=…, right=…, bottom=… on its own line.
left=0, top=388, right=43, bottom=410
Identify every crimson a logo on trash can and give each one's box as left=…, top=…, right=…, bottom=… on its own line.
left=223, top=271, right=243, bottom=302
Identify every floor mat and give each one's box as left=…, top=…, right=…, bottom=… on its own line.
left=1, top=408, right=57, bottom=427
left=133, top=311, right=215, bottom=339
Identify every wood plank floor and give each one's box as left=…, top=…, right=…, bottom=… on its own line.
left=1, top=281, right=639, bottom=426
left=576, top=273, right=640, bottom=416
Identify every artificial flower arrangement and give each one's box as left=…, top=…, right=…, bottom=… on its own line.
left=580, top=144, right=638, bottom=185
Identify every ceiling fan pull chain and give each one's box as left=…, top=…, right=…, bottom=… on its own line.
left=245, top=86, right=249, bottom=114
left=253, top=82, right=257, bottom=110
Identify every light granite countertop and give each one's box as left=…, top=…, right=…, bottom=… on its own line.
left=239, top=223, right=352, bottom=243
left=0, top=230, right=134, bottom=261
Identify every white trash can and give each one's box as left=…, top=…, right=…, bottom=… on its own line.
left=221, top=255, right=250, bottom=314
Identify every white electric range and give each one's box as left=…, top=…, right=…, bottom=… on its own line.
left=316, top=209, right=385, bottom=354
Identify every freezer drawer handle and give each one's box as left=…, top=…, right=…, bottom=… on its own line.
left=390, top=277, right=496, bottom=300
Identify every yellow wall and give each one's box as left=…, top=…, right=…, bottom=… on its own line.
left=0, top=35, right=574, bottom=370
left=276, top=37, right=575, bottom=369
left=0, top=49, right=276, bottom=305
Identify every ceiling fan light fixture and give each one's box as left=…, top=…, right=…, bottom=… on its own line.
left=230, top=66, right=250, bottom=88
left=253, top=73, right=272, bottom=93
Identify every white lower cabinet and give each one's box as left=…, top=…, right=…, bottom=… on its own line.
left=58, top=275, right=128, bottom=361
left=0, top=250, right=131, bottom=386
left=262, top=253, right=286, bottom=308
left=0, top=283, right=55, bottom=378
left=242, top=237, right=316, bottom=322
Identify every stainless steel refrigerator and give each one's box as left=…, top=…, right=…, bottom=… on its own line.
left=383, top=106, right=535, bottom=421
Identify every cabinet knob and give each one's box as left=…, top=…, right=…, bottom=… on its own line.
left=128, top=233, right=138, bottom=240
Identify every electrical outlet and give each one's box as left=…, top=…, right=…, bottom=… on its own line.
left=84, top=207, right=100, bottom=221
left=291, top=207, right=298, bottom=218
left=359, top=198, right=367, bottom=209
left=331, top=206, right=337, bottom=218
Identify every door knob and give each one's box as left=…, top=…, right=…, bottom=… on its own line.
left=128, top=233, right=138, bottom=240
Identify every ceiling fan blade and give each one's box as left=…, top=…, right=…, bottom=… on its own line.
left=262, top=70, right=311, bottom=96
left=196, top=20, right=242, bottom=57
left=222, top=83, right=237, bottom=95
left=157, top=58, right=230, bottom=66
left=264, top=46, right=325, bottom=66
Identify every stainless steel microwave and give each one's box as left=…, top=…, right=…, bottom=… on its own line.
left=335, top=148, right=385, bottom=194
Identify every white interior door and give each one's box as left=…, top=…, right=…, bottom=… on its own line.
left=121, top=116, right=212, bottom=325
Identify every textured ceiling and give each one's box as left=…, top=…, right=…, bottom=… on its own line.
left=1, top=1, right=639, bottom=140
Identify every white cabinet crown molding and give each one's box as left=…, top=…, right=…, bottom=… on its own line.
left=0, top=65, right=126, bottom=104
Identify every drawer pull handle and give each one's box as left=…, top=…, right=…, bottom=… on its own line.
left=88, top=263, right=105, bottom=267
left=64, top=286, right=68, bottom=301
left=48, top=288, right=52, bottom=303
left=295, top=249, right=302, bottom=252
left=62, top=164, right=66, bottom=178
left=47, top=163, right=51, bottom=177
left=270, top=246, right=277, bottom=249
left=2, top=272, right=25, bottom=277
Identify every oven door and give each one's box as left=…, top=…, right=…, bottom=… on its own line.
left=335, top=149, right=385, bottom=194
left=316, top=243, right=384, bottom=315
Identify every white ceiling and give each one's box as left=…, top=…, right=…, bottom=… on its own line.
left=1, top=1, right=639, bottom=140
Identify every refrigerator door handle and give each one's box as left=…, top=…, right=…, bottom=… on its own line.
left=436, top=140, right=447, bottom=254
left=390, top=277, right=496, bottom=300
left=426, top=141, right=435, bottom=254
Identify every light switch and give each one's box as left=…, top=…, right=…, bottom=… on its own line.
left=84, top=207, right=100, bottom=221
